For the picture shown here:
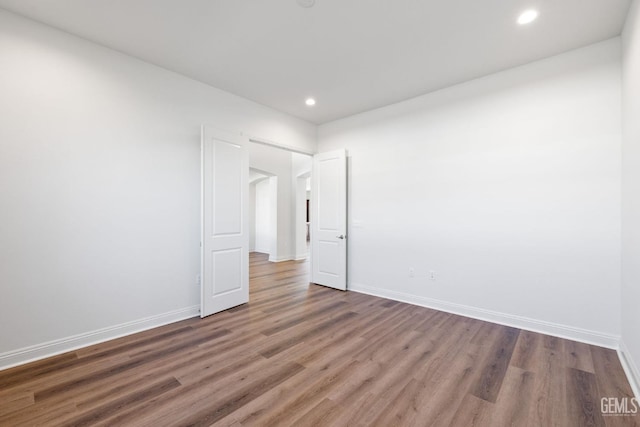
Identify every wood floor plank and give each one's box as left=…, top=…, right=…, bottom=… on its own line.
left=326, top=359, right=382, bottom=403
left=107, top=357, right=298, bottom=426
left=2, top=402, right=78, bottom=427
left=526, top=347, right=568, bottom=427
left=490, top=366, right=536, bottom=426
left=177, top=361, right=305, bottom=427
left=33, top=328, right=230, bottom=402
left=369, top=378, right=422, bottom=427
left=410, top=348, right=481, bottom=426
left=470, top=325, right=520, bottom=403
left=259, top=300, right=348, bottom=336
left=448, top=394, right=494, bottom=427
left=0, top=252, right=636, bottom=426
left=543, top=334, right=564, bottom=352
left=565, top=340, right=596, bottom=373
left=329, top=392, right=379, bottom=427
left=211, top=351, right=358, bottom=426
left=566, top=367, right=606, bottom=427
left=290, top=397, right=340, bottom=427
left=511, top=330, right=543, bottom=372
left=0, top=390, right=34, bottom=418
left=258, top=311, right=358, bottom=359
left=60, top=377, right=181, bottom=427
left=242, top=359, right=359, bottom=427
left=0, top=352, right=79, bottom=388
left=590, top=346, right=636, bottom=399
left=590, top=346, right=639, bottom=427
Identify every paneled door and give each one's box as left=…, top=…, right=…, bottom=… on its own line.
left=311, top=149, right=347, bottom=290
left=201, top=126, right=249, bottom=317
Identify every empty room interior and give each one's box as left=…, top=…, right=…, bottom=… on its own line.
left=1, top=0, right=640, bottom=425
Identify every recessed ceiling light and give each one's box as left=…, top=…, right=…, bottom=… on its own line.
left=517, top=9, right=539, bottom=25
left=297, top=0, right=315, bottom=8
left=305, top=98, right=316, bottom=106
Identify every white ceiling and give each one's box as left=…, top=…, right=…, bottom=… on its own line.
left=0, top=0, right=631, bottom=124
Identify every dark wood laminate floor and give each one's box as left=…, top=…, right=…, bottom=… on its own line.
left=0, top=252, right=637, bottom=426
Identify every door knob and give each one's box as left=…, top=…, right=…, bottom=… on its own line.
left=336, top=234, right=346, bottom=239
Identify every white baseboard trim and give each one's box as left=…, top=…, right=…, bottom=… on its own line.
left=619, top=341, right=640, bottom=400
left=294, top=252, right=309, bottom=261
left=348, top=282, right=619, bottom=349
left=269, top=255, right=294, bottom=263
left=0, top=305, right=200, bottom=371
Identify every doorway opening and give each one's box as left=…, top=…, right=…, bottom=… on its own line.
left=201, top=126, right=347, bottom=318
left=248, top=142, right=313, bottom=294
left=294, top=172, right=311, bottom=261
left=249, top=169, right=276, bottom=258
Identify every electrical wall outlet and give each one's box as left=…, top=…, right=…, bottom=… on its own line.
left=409, top=268, right=415, bottom=278
left=196, top=274, right=201, bottom=286
left=429, top=271, right=436, bottom=281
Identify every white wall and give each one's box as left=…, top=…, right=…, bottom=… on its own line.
left=249, top=182, right=257, bottom=252
left=249, top=148, right=311, bottom=261
left=622, top=0, right=640, bottom=397
left=249, top=170, right=270, bottom=253
left=254, top=178, right=273, bottom=254
left=0, top=9, right=315, bottom=367
left=292, top=153, right=312, bottom=259
left=249, top=143, right=296, bottom=261
left=318, top=39, right=622, bottom=346
left=292, top=152, right=313, bottom=179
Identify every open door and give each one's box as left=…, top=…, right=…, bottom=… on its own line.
left=311, top=149, right=347, bottom=290
left=201, top=126, right=249, bottom=317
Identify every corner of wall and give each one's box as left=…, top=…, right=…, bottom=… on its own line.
left=621, top=0, right=640, bottom=404
left=619, top=340, right=640, bottom=399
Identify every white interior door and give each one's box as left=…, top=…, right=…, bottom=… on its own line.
left=201, top=126, right=249, bottom=317
left=311, top=149, right=347, bottom=290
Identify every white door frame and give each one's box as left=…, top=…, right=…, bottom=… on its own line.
left=252, top=175, right=277, bottom=257
left=295, top=171, right=311, bottom=261
left=201, top=135, right=347, bottom=314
